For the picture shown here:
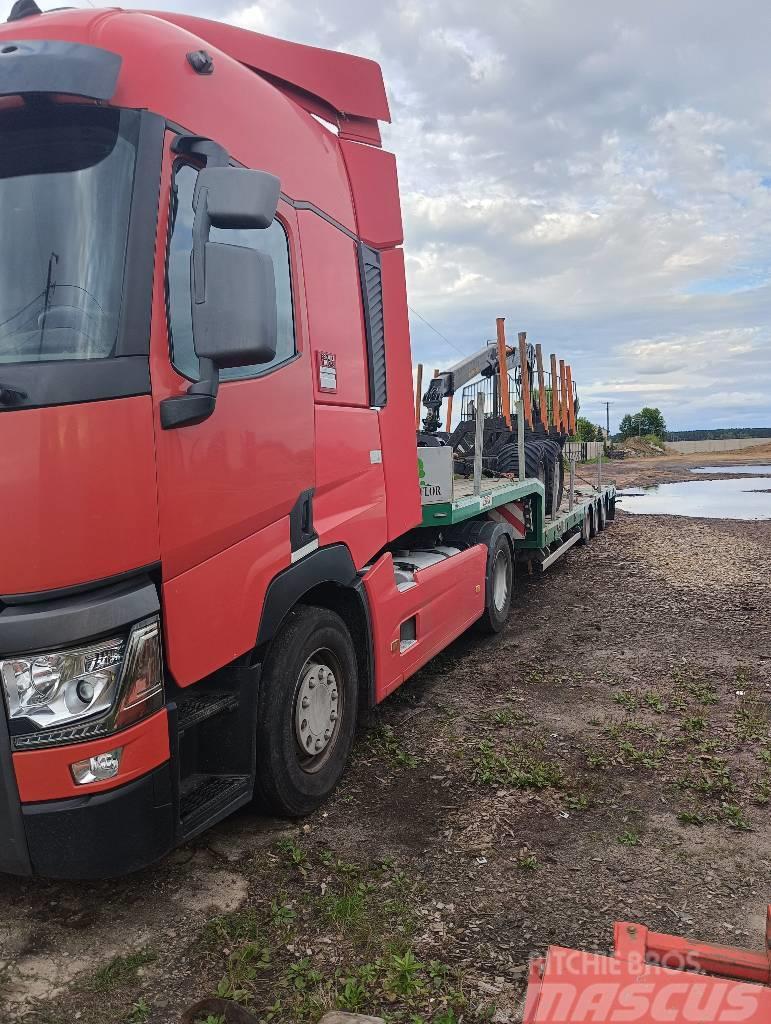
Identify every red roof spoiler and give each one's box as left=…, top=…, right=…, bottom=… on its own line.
left=142, top=11, right=390, bottom=146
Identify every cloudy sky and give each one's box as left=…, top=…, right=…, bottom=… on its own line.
left=7, top=0, right=771, bottom=431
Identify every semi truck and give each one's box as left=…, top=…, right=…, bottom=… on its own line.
left=0, top=3, right=615, bottom=880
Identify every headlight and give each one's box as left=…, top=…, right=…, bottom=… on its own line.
left=0, top=617, right=164, bottom=747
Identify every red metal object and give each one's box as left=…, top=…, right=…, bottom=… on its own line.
left=0, top=397, right=160, bottom=595
left=364, top=546, right=486, bottom=703
left=13, top=710, right=169, bottom=802
left=524, top=911, right=771, bottom=1023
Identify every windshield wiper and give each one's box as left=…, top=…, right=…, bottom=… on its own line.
left=0, top=383, right=28, bottom=406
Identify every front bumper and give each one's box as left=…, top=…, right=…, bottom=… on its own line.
left=23, top=763, right=174, bottom=880
left=0, top=704, right=174, bottom=879
left=0, top=573, right=173, bottom=878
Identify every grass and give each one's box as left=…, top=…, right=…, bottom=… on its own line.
left=369, top=724, right=419, bottom=768
left=474, top=740, right=564, bottom=789
left=84, top=948, right=157, bottom=993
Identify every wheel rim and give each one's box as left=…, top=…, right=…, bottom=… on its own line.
left=293, top=648, right=343, bottom=773
left=492, top=550, right=510, bottom=612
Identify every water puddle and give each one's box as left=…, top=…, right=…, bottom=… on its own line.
left=620, top=476, right=771, bottom=520
left=690, top=465, right=771, bottom=475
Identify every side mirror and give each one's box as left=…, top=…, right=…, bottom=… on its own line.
left=194, top=166, right=280, bottom=230
left=161, top=164, right=281, bottom=431
left=191, top=166, right=280, bottom=370
left=192, top=241, right=277, bottom=369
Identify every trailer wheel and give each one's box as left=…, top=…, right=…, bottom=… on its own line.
left=578, top=507, right=592, bottom=544
left=254, top=605, right=358, bottom=816
left=476, top=533, right=514, bottom=634
left=597, top=498, right=606, bottom=531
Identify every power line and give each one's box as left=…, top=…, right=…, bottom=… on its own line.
left=407, top=304, right=467, bottom=359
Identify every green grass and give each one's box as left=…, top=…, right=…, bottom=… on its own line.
left=369, top=724, right=419, bottom=768
left=85, top=949, right=157, bottom=993
left=474, top=740, right=564, bottom=789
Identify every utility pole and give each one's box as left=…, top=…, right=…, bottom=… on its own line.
left=605, top=401, right=610, bottom=439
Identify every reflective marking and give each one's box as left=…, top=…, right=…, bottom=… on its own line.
left=291, top=538, right=319, bottom=564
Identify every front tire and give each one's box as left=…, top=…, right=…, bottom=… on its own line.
left=254, top=605, right=358, bottom=816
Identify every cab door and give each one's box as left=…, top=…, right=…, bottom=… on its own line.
left=150, top=142, right=315, bottom=685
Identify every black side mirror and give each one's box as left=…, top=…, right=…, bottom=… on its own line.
left=192, top=241, right=277, bottom=369
left=161, top=164, right=281, bottom=430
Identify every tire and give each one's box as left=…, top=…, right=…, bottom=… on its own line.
left=589, top=506, right=597, bottom=538
left=606, top=495, right=616, bottom=521
left=476, top=532, right=514, bottom=634
left=578, top=507, right=591, bottom=545
left=254, top=605, right=358, bottom=816
left=597, top=498, right=606, bottom=531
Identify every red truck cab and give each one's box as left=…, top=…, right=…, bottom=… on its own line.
left=0, top=6, right=498, bottom=878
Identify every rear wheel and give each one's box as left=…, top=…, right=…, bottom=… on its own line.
left=254, top=605, right=358, bottom=816
left=476, top=533, right=514, bottom=634
left=597, top=498, right=606, bottom=531
left=578, top=507, right=592, bottom=544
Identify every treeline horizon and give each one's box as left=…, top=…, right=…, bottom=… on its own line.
left=662, top=427, right=771, bottom=441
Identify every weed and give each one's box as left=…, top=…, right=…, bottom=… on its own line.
left=337, top=976, right=368, bottom=1011
left=644, top=692, right=665, bottom=713
left=386, top=950, right=424, bottom=997
left=612, top=690, right=638, bottom=711
left=684, top=678, right=718, bottom=706
left=753, top=780, right=771, bottom=806
left=565, top=792, right=590, bottom=811
left=492, top=709, right=519, bottom=727
left=517, top=849, right=538, bottom=870
left=679, top=757, right=735, bottom=798
left=585, top=748, right=608, bottom=771
left=734, top=691, right=768, bottom=742
left=617, top=830, right=641, bottom=846
left=681, top=716, right=706, bottom=735
left=321, top=881, right=371, bottom=928
left=270, top=900, right=297, bottom=929
left=474, top=741, right=563, bottom=789
left=127, top=998, right=150, bottom=1023
left=677, top=810, right=705, bottom=826
left=277, top=837, right=307, bottom=867
left=370, top=724, right=418, bottom=768
left=204, top=908, right=262, bottom=947
left=722, top=804, right=752, bottom=831
left=85, top=949, right=156, bottom=993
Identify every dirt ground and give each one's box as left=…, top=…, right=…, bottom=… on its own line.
left=2, top=449, right=771, bottom=1024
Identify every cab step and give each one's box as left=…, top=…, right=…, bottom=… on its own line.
left=179, top=772, right=251, bottom=836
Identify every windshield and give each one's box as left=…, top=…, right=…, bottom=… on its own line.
left=0, top=105, right=139, bottom=364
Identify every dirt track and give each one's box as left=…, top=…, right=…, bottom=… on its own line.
left=2, top=451, right=771, bottom=1024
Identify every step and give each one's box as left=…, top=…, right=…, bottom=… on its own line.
left=175, top=692, right=239, bottom=733
left=179, top=772, right=251, bottom=835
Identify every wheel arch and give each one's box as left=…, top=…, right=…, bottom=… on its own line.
left=256, top=543, right=374, bottom=710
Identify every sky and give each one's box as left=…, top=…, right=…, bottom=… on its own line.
left=5, top=0, right=771, bottom=432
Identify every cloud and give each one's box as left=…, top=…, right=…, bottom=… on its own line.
left=4, top=0, right=770, bottom=429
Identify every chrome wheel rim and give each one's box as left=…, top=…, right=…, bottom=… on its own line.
left=492, top=550, right=509, bottom=612
left=294, top=648, right=342, bottom=773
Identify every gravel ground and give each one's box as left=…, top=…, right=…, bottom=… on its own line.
left=2, top=451, right=770, bottom=1024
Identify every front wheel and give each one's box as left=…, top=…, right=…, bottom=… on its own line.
left=254, top=605, right=358, bottom=816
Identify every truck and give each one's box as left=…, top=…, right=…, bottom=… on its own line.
left=0, top=3, right=615, bottom=881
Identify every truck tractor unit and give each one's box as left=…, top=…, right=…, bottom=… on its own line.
left=0, top=4, right=614, bottom=880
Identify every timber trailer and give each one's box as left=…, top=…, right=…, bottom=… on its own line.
left=0, top=3, right=615, bottom=881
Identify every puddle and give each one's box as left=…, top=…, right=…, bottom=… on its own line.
left=620, top=477, right=771, bottom=520
left=690, top=465, right=771, bottom=475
